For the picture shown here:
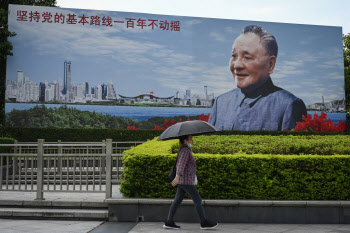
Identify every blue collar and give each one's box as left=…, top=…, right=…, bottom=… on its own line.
left=238, top=77, right=277, bottom=107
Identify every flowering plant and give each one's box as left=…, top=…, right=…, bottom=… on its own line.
left=294, top=112, right=346, bottom=132
left=126, top=126, right=138, bottom=130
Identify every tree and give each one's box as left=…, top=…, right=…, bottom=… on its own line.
left=344, top=33, right=350, bottom=131
left=0, top=0, right=56, bottom=126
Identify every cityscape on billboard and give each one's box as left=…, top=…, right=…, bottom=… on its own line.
left=5, top=4, right=346, bottom=130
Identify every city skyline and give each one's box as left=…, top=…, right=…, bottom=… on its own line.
left=6, top=60, right=213, bottom=105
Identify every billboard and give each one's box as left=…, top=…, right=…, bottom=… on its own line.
left=5, top=4, right=346, bottom=131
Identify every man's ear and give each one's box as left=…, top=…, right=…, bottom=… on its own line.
left=268, top=56, right=276, bottom=74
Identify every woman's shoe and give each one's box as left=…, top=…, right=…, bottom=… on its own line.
left=200, top=219, right=218, bottom=229
left=163, top=221, right=181, bottom=229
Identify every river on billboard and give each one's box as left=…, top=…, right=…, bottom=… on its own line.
left=5, top=4, right=346, bottom=131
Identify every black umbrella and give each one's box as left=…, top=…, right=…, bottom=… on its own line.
left=157, top=120, right=220, bottom=141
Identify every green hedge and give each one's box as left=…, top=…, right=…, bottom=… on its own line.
left=0, top=137, right=15, bottom=152
left=0, top=126, right=348, bottom=142
left=211, top=130, right=349, bottom=136
left=191, top=135, right=350, bottom=155
left=120, top=136, right=350, bottom=200
left=0, top=137, right=15, bottom=165
left=0, top=137, right=15, bottom=143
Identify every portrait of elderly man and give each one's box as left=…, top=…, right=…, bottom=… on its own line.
left=209, top=25, right=307, bottom=131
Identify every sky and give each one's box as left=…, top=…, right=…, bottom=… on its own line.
left=55, top=0, right=350, bottom=35
left=6, top=2, right=346, bottom=106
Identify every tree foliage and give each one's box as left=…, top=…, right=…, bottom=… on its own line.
left=6, top=105, right=135, bottom=129
left=5, top=105, right=206, bottom=129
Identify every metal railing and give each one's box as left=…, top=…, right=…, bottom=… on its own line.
left=0, top=139, right=145, bottom=200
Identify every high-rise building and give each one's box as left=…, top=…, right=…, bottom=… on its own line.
left=101, top=83, right=107, bottom=100
left=5, top=83, right=17, bottom=100
left=204, top=86, right=208, bottom=100
left=24, top=81, right=39, bottom=102
left=53, top=81, right=60, bottom=101
left=62, top=60, right=71, bottom=95
left=17, top=70, right=23, bottom=89
left=76, top=84, right=84, bottom=98
left=45, top=84, right=55, bottom=102
left=16, top=71, right=25, bottom=101
left=73, top=85, right=78, bottom=97
left=96, top=85, right=102, bottom=100
left=185, top=89, right=191, bottom=99
left=39, top=82, right=46, bottom=102
left=107, top=82, right=117, bottom=100
left=84, top=82, right=89, bottom=95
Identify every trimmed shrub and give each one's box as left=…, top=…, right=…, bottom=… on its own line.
left=0, top=137, right=15, bottom=165
left=0, top=137, right=15, bottom=152
left=120, top=136, right=350, bottom=200
left=0, top=137, right=15, bottom=144
left=0, top=126, right=348, bottom=142
left=192, top=135, right=350, bottom=155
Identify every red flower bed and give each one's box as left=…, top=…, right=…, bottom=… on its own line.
left=126, top=126, right=138, bottom=130
left=294, top=112, right=346, bottom=132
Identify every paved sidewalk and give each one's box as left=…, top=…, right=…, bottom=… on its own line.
left=127, top=222, right=350, bottom=233
left=0, top=219, right=104, bottom=233
left=1, top=221, right=350, bottom=233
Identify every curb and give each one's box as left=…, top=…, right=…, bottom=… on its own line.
left=106, top=198, right=350, bottom=223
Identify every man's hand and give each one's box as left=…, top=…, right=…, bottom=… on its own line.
left=171, top=174, right=180, bottom=187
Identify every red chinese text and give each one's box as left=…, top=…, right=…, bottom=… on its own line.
left=16, top=11, right=181, bottom=31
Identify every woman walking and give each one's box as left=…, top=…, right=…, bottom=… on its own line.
left=163, top=134, right=218, bottom=230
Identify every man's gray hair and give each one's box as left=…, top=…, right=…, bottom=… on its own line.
left=241, top=25, right=278, bottom=58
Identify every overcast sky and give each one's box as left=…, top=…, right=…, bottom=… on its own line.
left=56, top=0, right=350, bottom=35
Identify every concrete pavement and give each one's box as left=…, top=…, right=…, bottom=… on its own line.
left=1, top=220, right=350, bottom=233
left=0, top=219, right=104, bottom=233
left=126, top=222, right=350, bottom=233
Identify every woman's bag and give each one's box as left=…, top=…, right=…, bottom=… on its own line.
left=168, top=164, right=176, bottom=182
left=168, top=152, right=179, bottom=182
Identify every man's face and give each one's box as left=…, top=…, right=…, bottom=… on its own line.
left=230, top=33, right=276, bottom=92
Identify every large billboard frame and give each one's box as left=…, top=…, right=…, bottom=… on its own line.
left=5, top=4, right=346, bottom=131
